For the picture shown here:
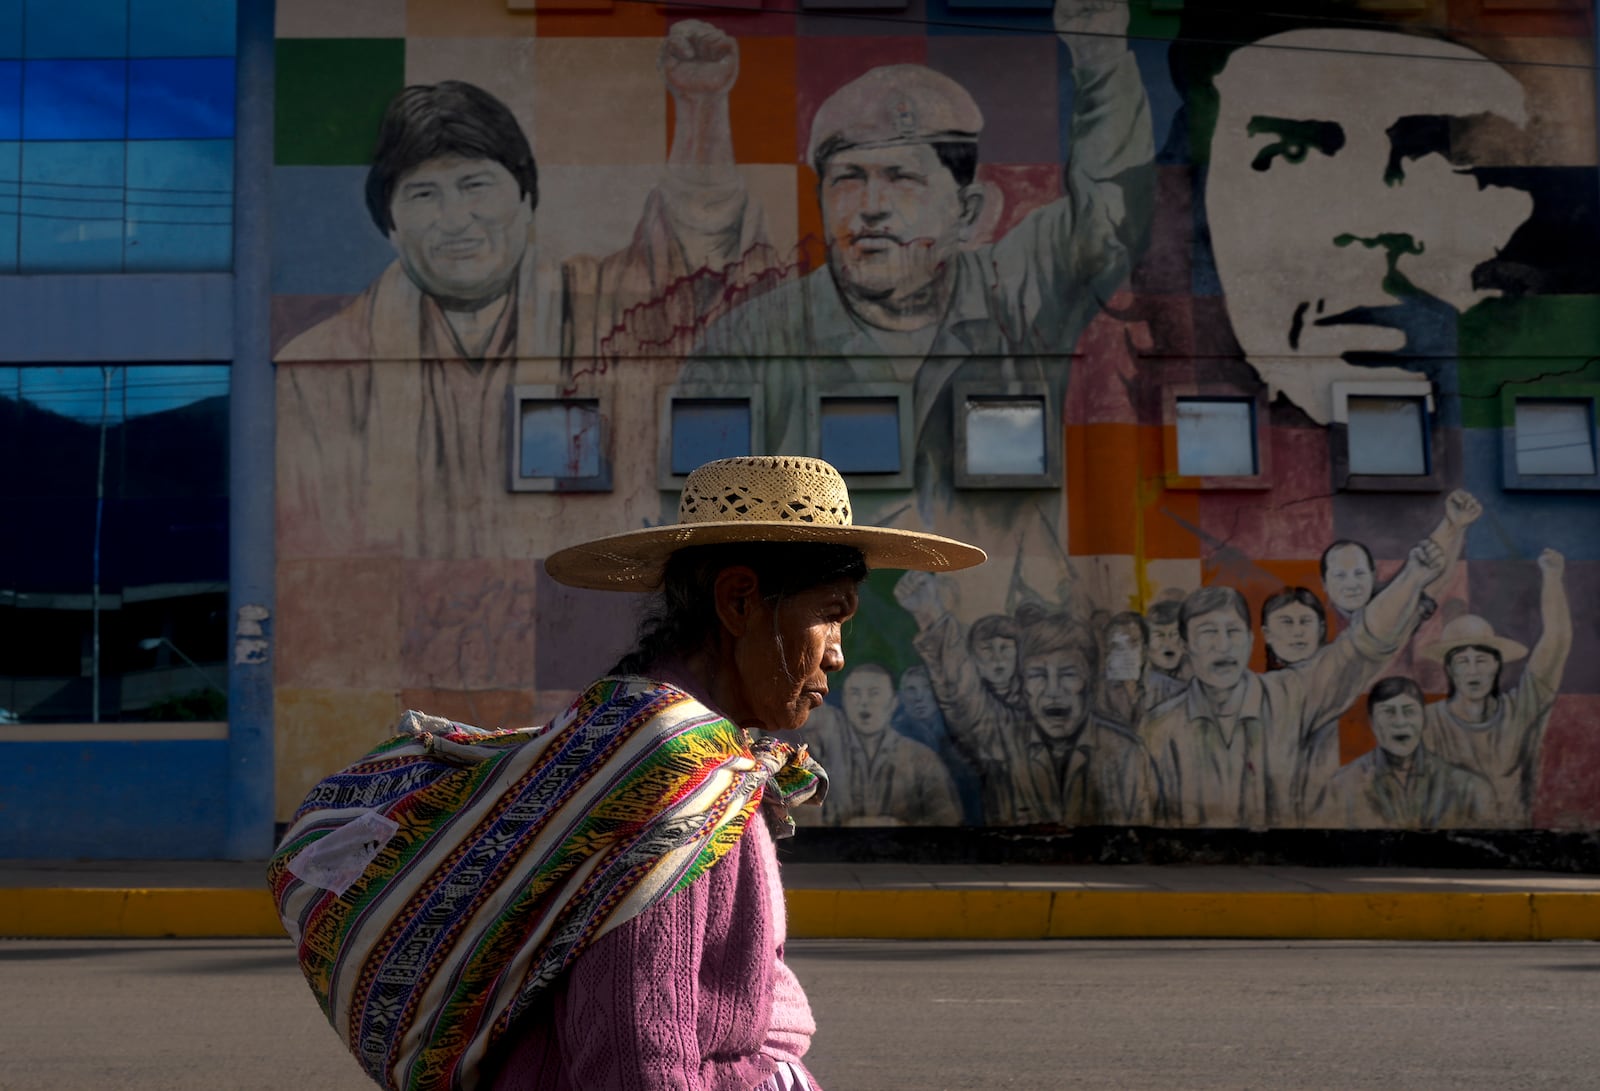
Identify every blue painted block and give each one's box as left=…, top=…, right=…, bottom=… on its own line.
left=271, top=165, right=396, bottom=295
left=0, top=739, right=232, bottom=858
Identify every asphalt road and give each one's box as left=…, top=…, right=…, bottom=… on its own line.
left=2, top=939, right=1597, bottom=1090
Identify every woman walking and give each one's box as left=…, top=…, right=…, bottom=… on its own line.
left=272, top=456, right=983, bottom=1091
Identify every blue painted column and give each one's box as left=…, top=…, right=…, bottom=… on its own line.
left=224, top=0, right=277, bottom=860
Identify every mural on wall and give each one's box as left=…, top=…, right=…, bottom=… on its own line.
left=270, top=0, right=1598, bottom=835
left=678, top=0, right=1153, bottom=544
left=1188, top=24, right=1539, bottom=425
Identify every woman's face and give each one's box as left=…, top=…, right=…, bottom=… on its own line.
left=733, top=576, right=859, bottom=732
left=1263, top=601, right=1324, bottom=665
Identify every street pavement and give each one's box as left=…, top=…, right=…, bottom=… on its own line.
left=3, top=938, right=1598, bottom=1090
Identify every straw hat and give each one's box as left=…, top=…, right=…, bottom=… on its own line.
left=1420, top=614, right=1529, bottom=664
left=544, top=456, right=987, bottom=592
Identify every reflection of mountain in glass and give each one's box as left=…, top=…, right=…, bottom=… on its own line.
left=0, top=383, right=229, bottom=723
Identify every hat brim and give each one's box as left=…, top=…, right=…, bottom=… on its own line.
left=544, top=520, right=987, bottom=592
left=1420, top=633, right=1529, bottom=664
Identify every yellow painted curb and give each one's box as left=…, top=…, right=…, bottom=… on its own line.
left=1043, top=891, right=1600, bottom=941
left=0, top=888, right=287, bottom=939
left=786, top=890, right=1600, bottom=941
left=3, top=887, right=1598, bottom=941
left=787, top=889, right=1055, bottom=940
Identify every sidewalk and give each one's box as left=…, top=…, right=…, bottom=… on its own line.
left=4, top=859, right=1599, bottom=941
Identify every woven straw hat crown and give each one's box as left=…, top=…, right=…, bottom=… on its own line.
left=678, top=456, right=853, bottom=528
left=543, top=455, right=985, bottom=591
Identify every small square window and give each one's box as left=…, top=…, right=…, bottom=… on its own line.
left=1347, top=396, right=1429, bottom=476
left=807, top=384, right=911, bottom=489
left=1331, top=380, right=1439, bottom=491
left=819, top=396, right=900, bottom=474
left=659, top=384, right=763, bottom=490
left=671, top=398, right=751, bottom=475
left=509, top=386, right=610, bottom=492
left=1176, top=397, right=1257, bottom=477
left=1514, top=398, right=1596, bottom=476
left=965, top=396, right=1046, bottom=477
left=522, top=400, right=599, bottom=478
left=954, top=381, right=1059, bottom=489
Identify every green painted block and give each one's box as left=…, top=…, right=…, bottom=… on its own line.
left=275, top=39, right=404, bottom=166
left=1128, top=0, right=1182, bottom=42
left=843, top=567, right=921, bottom=682
left=1457, top=297, right=1600, bottom=429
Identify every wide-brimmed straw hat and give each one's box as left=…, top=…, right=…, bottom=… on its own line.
left=1420, top=614, right=1529, bottom=664
left=545, top=455, right=987, bottom=592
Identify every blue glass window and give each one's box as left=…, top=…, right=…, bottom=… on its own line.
left=1347, top=396, right=1428, bottom=476
left=130, top=0, right=235, bottom=58
left=1176, top=397, right=1258, bottom=477
left=1515, top=399, right=1597, bottom=477
left=0, top=0, right=20, bottom=60
left=521, top=400, right=602, bottom=480
left=25, top=0, right=125, bottom=59
left=24, top=59, right=127, bottom=140
left=819, top=397, right=900, bottom=473
left=19, top=140, right=124, bottom=271
left=129, top=58, right=235, bottom=140
left=0, top=141, right=16, bottom=271
left=0, top=364, right=230, bottom=724
left=0, top=61, right=19, bottom=138
left=125, top=139, right=233, bottom=270
left=0, top=4, right=236, bottom=272
left=965, top=396, right=1046, bottom=476
left=671, top=398, right=751, bottom=474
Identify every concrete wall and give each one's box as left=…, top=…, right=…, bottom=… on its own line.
left=269, top=0, right=1600, bottom=836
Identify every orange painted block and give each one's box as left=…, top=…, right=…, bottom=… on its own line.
left=730, top=37, right=798, bottom=165
left=536, top=0, right=666, bottom=37
left=1337, top=704, right=1378, bottom=765
left=1137, top=425, right=1202, bottom=560
left=663, top=39, right=798, bottom=166
left=1067, top=422, right=1140, bottom=556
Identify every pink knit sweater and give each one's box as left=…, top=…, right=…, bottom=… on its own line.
left=484, top=812, right=819, bottom=1091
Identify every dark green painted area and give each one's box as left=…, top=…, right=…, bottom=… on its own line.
left=843, top=567, right=920, bottom=682
left=275, top=38, right=405, bottom=166
left=1128, top=0, right=1183, bottom=42
left=1457, top=296, right=1600, bottom=429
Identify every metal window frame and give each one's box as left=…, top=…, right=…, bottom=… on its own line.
left=953, top=380, right=1062, bottom=490
left=507, top=383, right=613, bottom=493
left=657, top=382, right=765, bottom=491
left=1501, top=385, right=1600, bottom=492
left=1161, top=384, right=1271, bottom=490
left=1331, top=379, right=1443, bottom=492
left=808, top=382, right=914, bottom=491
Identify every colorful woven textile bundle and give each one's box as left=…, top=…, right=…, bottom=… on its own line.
left=268, top=677, right=817, bottom=1091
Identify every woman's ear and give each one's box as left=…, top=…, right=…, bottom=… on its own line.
left=713, top=565, right=762, bottom=638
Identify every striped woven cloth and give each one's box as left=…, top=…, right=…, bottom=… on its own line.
left=268, top=676, right=823, bottom=1091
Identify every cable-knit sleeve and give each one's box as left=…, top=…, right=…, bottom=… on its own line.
left=556, top=875, right=714, bottom=1091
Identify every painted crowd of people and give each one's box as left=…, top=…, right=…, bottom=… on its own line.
left=800, top=490, right=1572, bottom=831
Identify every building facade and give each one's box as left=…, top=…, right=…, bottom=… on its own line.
left=4, top=0, right=1598, bottom=856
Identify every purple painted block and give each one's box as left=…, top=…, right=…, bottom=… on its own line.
left=924, top=36, right=1059, bottom=165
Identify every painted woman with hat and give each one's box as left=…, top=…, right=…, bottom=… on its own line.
left=483, top=455, right=984, bottom=1090
left=1419, top=549, right=1571, bottom=827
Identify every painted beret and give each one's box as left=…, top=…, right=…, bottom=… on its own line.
left=807, top=64, right=983, bottom=168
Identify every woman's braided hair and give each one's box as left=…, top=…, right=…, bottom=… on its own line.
left=610, top=542, right=869, bottom=677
